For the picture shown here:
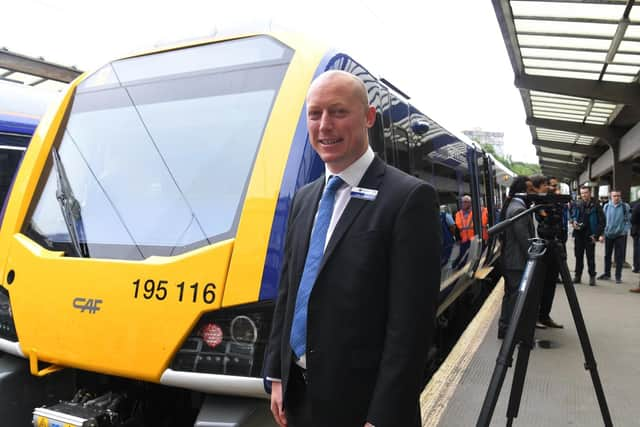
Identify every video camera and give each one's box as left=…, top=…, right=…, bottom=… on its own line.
left=512, top=193, right=572, bottom=240
left=513, top=193, right=572, bottom=207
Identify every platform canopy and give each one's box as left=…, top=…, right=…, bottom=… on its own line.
left=0, top=47, right=82, bottom=91
left=493, top=0, right=640, bottom=182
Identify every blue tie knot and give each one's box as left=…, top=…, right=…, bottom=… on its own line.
left=290, top=174, right=344, bottom=359
left=325, top=175, right=344, bottom=194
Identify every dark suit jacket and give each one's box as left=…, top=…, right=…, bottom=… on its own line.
left=265, top=157, right=441, bottom=427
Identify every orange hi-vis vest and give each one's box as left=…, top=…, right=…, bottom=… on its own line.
left=455, top=209, right=475, bottom=243
left=481, top=207, right=489, bottom=241
left=455, top=208, right=489, bottom=242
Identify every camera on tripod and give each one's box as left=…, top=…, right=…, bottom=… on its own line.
left=514, top=193, right=571, bottom=240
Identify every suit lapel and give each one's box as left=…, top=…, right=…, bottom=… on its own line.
left=318, top=156, right=386, bottom=273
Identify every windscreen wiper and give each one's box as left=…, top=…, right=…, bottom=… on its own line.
left=52, top=147, right=89, bottom=257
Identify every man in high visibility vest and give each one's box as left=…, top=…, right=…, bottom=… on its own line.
left=453, top=195, right=488, bottom=268
left=455, top=195, right=475, bottom=246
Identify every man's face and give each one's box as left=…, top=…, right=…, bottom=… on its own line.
left=306, top=74, right=376, bottom=173
left=534, top=181, right=549, bottom=194
left=548, top=179, right=558, bottom=194
left=580, top=188, right=591, bottom=202
left=462, top=199, right=471, bottom=210
left=611, top=191, right=621, bottom=203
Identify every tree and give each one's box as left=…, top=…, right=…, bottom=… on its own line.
left=479, top=143, right=540, bottom=176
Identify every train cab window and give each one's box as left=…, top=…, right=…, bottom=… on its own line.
left=23, top=37, right=293, bottom=260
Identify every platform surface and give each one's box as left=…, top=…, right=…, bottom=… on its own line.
left=421, top=237, right=640, bottom=427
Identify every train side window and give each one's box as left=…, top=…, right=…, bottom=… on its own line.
left=392, top=125, right=411, bottom=173
left=368, top=112, right=385, bottom=157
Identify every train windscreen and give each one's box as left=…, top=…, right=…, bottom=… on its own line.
left=23, top=36, right=293, bottom=260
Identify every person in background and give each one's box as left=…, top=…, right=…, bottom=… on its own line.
left=454, top=195, right=475, bottom=266
left=538, top=176, right=564, bottom=329
left=498, top=176, right=535, bottom=339
left=631, top=199, right=640, bottom=274
left=571, top=187, right=606, bottom=286
left=632, top=197, right=640, bottom=294
left=598, top=190, right=631, bottom=284
left=265, top=70, right=441, bottom=427
left=453, top=195, right=488, bottom=268
left=530, top=174, right=548, bottom=194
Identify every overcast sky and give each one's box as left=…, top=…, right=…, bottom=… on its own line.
left=3, top=0, right=537, bottom=162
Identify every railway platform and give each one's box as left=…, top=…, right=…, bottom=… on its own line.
left=421, top=236, right=640, bottom=426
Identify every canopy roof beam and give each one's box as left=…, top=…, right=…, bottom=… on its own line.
left=538, top=152, right=583, bottom=163
left=0, top=49, right=81, bottom=83
left=533, top=139, right=597, bottom=155
left=516, top=75, right=640, bottom=108
left=527, top=117, right=622, bottom=142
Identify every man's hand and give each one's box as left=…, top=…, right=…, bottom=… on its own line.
left=270, top=381, right=287, bottom=427
left=599, top=235, right=605, bottom=243
left=364, top=423, right=375, bottom=427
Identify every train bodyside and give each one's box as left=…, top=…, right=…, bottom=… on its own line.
left=0, top=33, right=505, bottom=426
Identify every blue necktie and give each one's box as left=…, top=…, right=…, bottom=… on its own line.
left=290, top=175, right=344, bottom=358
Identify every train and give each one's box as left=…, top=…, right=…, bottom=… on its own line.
left=0, top=32, right=512, bottom=426
left=0, top=81, right=56, bottom=224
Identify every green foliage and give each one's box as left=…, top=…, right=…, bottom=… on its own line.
left=479, top=143, right=540, bottom=177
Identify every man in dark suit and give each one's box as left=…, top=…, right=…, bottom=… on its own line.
left=265, top=70, right=441, bottom=427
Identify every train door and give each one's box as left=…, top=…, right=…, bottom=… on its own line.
left=478, top=152, right=499, bottom=265
left=464, top=146, right=484, bottom=272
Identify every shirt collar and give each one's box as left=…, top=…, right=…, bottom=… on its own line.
left=324, top=146, right=374, bottom=187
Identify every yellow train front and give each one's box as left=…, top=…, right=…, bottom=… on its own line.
left=0, top=32, right=503, bottom=426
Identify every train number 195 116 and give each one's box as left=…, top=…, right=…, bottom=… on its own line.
left=132, top=279, right=216, bottom=304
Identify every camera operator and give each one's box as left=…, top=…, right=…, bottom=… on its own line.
left=498, top=176, right=535, bottom=339
left=571, top=187, right=606, bottom=286
left=537, top=177, right=565, bottom=329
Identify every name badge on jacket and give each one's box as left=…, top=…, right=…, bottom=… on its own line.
left=351, top=187, right=378, bottom=201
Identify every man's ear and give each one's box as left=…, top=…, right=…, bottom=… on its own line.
left=365, top=106, right=376, bottom=128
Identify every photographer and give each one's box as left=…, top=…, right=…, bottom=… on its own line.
left=498, top=176, right=535, bottom=339
left=571, top=187, right=606, bottom=286
left=537, top=176, right=565, bottom=329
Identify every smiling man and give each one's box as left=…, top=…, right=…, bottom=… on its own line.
left=265, top=70, right=441, bottom=427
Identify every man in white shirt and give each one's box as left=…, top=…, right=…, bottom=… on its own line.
left=265, top=70, right=441, bottom=427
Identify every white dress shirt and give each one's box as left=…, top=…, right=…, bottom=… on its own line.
left=323, top=146, right=375, bottom=249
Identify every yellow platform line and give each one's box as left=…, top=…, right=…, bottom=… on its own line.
left=421, top=279, right=504, bottom=426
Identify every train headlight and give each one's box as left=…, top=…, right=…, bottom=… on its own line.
left=170, top=301, right=273, bottom=377
left=230, top=315, right=257, bottom=345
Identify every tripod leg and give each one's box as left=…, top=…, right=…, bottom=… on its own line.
left=558, top=249, right=613, bottom=427
left=505, top=258, right=545, bottom=423
left=477, top=243, right=545, bottom=427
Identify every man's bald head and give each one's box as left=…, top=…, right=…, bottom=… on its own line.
left=304, top=70, right=376, bottom=173
left=307, top=70, right=369, bottom=113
